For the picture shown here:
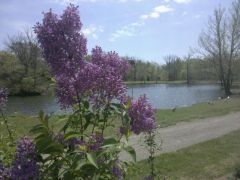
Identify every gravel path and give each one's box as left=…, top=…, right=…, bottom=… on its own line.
left=120, top=112, right=240, bottom=161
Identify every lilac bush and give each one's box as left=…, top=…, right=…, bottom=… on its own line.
left=0, top=4, right=157, bottom=179
left=18, top=4, right=158, bottom=179
left=11, top=137, right=39, bottom=179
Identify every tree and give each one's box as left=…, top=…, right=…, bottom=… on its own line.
left=199, top=0, right=240, bottom=96
left=164, top=55, right=182, bottom=81
left=7, top=30, right=42, bottom=88
left=5, top=30, right=48, bottom=94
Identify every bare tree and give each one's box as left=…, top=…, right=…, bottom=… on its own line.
left=199, top=0, right=240, bottom=96
left=6, top=30, right=42, bottom=88
left=164, top=55, right=181, bottom=81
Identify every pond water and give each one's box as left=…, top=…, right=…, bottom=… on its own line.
left=6, top=84, right=222, bottom=115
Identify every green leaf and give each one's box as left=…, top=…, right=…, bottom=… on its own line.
left=43, top=143, right=64, bottom=154
left=64, top=132, right=81, bottom=140
left=86, top=153, right=98, bottom=169
left=84, top=101, right=89, bottom=109
left=30, top=125, right=47, bottom=134
left=124, top=146, right=136, bottom=162
left=36, top=137, right=53, bottom=153
left=39, top=111, right=44, bottom=120
left=102, top=137, right=118, bottom=148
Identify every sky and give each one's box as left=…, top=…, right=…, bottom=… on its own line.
left=0, top=0, right=232, bottom=64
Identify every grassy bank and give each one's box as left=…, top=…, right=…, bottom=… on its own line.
left=124, top=80, right=186, bottom=85
left=124, top=80, right=221, bottom=85
left=156, top=95, right=240, bottom=127
left=129, top=129, right=240, bottom=179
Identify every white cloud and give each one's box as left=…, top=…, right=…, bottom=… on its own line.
left=112, top=4, right=174, bottom=42
left=109, top=21, right=145, bottom=42
left=82, top=25, right=104, bottom=39
left=194, top=14, right=201, bottom=19
left=163, top=0, right=192, bottom=4
left=182, top=11, right=187, bottom=16
left=140, top=14, right=149, bottom=19
left=140, top=5, right=174, bottom=20
left=154, top=5, right=174, bottom=13
left=150, top=12, right=160, bottom=18
left=130, top=22, right=145, bottom=26
left=173, top=0, right=191, bottom=4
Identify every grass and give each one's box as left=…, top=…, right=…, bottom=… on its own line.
left=124, top=80, right=221, bottom=85
left=129, top=129, right=240, bottom=179
left=124, top=80, right=187, bottom=85
left=156, top=95, right=240, bottom=127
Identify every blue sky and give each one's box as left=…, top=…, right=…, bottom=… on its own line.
left=0, top=0, right=232, bottom=63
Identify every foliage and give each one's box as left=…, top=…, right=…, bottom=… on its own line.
left=0, top=4, right=157, bottom=179
left=124, top=56, right=221, bottom=83
left=0, top=50, right=50, bottom=95
left=143, top=129, right=161, bottom=180
left=233, top=164, right=240, bottom=179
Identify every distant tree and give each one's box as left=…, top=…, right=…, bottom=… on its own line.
left=7, top=30, right=42, bottom=88
left=164, top=55, right=182, bottom=81
left=199, top=0, right=240, bottom=96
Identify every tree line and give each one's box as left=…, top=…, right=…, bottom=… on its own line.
left=124, top=55, right=240, bottom=83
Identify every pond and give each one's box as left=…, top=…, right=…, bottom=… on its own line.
left=6, top=84, right=222, bottom=115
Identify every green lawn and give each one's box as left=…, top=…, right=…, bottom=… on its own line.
left=156, top=96, right=240, bottom=127
left=129, top=130, right=240, bottom=179
left=124, top=80, right=187, bottom=85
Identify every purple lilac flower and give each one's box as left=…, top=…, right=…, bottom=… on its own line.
left=112, top=165, right=123, bottom=180
left=0, top=164, right=11, bottom=179
left=11, top=137, right=39, bottom=179
left=34, top=5, right=129, bottom=109
left=144, top=175, right=154, bottom=180
left=91, top=47, right=129, bottom=107
left=128, top=95, right=156, bottom=135
left=88, top=133, right=104, bottom=151
left=54, top=133, right=85, bottom=147
left=55, top=63, right=101, bottom=108
left=0, top=88, right=8, bottom=111
left=34, top=4, right=87, bottom=77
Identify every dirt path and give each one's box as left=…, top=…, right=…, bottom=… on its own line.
left=120, top=112, right=240, bottom=161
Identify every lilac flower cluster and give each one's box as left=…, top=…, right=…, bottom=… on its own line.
left=0, top=164, right=11, bottom=179
left=88, top=132, right=104, bottom=151
left=54, top=133, right=85, bottom=147
left=11, top=137, right=39, bottom=179
left=34, top=4, right=87, bottom=77
left=128, top=95, right=156, bottom=135
left=0, top=88, right=8, bottom=111
left=34, top=5, right=129, bottom=109
left=112, top=166, right=123, bottom=180
left=54, top=133, right=104, bottom=152
left=90, top=47, right=129, bottom=107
